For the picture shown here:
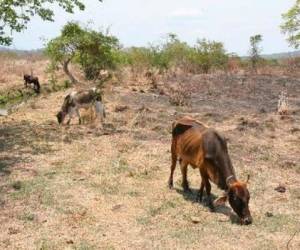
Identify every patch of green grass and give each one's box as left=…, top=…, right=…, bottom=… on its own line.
left=0, top=89, right=36, bottom=108
left=90, top=178, right=121, bottom=196
left=111, top=158, right=131, bottom=174
left=137, top=200, right=179, bottom=226
left=126, top=190, right=141, bottom=197
left=148, top=200, right=177, bottom=217
left=76, top=241, right=96, bottom=250
left=18, top=211, right=35, bottom=222
left=10, top=178, right=44, bottom=200
left=257, top=213, right=298, bottom=234
left=35, top=238, right=58, bottom=250
left=9, top=177, right=56, bottom=207
left=136, top=215, right=151, bottom=226
left=11, top=181, right=22, bottom=190
left=290, top=188, right=300, bottom=200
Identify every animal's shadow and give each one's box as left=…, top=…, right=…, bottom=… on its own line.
left=175, top=187, right=240, bottom=224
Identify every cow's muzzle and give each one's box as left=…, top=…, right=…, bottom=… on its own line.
left=241, top=216, right=252, bottom=225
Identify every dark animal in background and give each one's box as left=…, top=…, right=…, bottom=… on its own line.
left=24, top=74, right=40, bottom=94
left=57, top=88, right=105, bottom=125
left=169, top=116, right=252, bottom=225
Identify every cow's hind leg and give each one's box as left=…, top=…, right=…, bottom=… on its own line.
left=180, top=160, right=190, bottom=192
left=67, top=107, right=76, bottom=125
left=168, top=140, right=177, bottom=189
left=95, top=101, right=104, bottom=128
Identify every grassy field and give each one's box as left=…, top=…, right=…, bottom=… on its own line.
left=0, top=58, right=300, bottom=249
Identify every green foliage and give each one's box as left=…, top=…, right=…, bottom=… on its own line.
left=120, top=34, right=228, bottom=74
left=157, top=33, right=193, bottom=70
left=123, top=47, right=154, bottom=71
left=45, top=22, right=84, bottom=66
left=0, top=0, right=102, bottom=45
left=249, top=34, right=263, bottom=71
left=77, top=30, right=119, bottom=80
left=45, top=22, right=119, bottom=82
left=191, top=38, right=228, bottom=73
left=281, top=0, right=300, bottom=49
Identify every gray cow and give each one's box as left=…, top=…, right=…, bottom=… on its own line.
left=56, top=88, right=105, bottom=125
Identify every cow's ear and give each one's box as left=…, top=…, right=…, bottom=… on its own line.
left=213, top=196, right=227, bottom=206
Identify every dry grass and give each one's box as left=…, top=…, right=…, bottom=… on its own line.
left=0, top=57, right=300, bottom=249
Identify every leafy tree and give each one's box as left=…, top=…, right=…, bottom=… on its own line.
left=45, top=22, right=85, bottom=84
left=191, top=39, right=228, bottom=73
left=158, top=33, right=193, bottom=71
left=0, top=0, right=102, bottom=46
left=45, top=22, right=119, bottom=83
left=122, top=47, right=154, bottom=78
left=77, top=30, right=119, bottom=80
left=249, top=34, right=263, bottom=72
left=281, top=0, right=300, bottom=49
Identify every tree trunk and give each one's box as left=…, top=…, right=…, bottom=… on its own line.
left=63, top=59, right=78, bottom=84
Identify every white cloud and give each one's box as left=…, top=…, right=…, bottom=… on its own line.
left=169, top=8, right=202, bottom=18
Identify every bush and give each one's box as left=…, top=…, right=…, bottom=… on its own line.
left=190, top=39, right=228, bottom=73
left=120, top=34, right=228, bottom=76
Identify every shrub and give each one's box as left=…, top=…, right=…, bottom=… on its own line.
left=190, top=39, right=228, bottom=74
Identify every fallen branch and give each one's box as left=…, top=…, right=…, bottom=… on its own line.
left=287, top=230, right=298, bottom=250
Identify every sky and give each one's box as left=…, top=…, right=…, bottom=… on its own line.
left=8, top=0, right=296, bottom=55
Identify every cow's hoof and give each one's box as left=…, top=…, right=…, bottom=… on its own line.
left=208, top=201, right=215, bottom=212
left=197, top=194, right=203, bottom=203
left=183, top=187, right=192, bottom=193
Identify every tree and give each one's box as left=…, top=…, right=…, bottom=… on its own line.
left=77, top=30, right=119, bottom=80
left=46, top=22, right=85, bottom=84
left=45, top=22, right=119, bottom=83
left=281, top=0, right=300, bottom=49
left=249, top=34, right=263, bottom=73
left=0, top=0, right=102, bottom=46
left=191, top=39, right=228, bottom=73
left=159, top=33, right=193, bottom=71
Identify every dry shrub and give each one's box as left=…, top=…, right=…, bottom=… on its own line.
left=227, top=56, right=241, bottom=74
left=145, top=70, right=161, bottom=90
left=278, top=90, right=289, bottom=116
left=168, top=82, right=191, bottom=106
left=284, top=57, right=300, bottom=75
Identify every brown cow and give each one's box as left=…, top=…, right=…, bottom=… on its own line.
left=168, top=116, right=252, bottom=225
left=24, top=74, right=40, bottom=94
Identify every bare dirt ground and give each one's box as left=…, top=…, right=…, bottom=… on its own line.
left=0, top=63, right=300, bottom=249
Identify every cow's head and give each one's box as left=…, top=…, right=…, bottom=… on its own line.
left=56, top=111, right=66, bottom=124
left=215, top=175, right=252, bottom=225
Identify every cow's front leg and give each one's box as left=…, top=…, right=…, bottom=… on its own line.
left=197, top=180, right=205, bottom=202
left=205, top=181, right=214, bottom=211
left=74, top=108, right=81, bottom=125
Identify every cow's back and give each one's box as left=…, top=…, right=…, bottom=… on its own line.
left=172, top=117, right=207, bottom=167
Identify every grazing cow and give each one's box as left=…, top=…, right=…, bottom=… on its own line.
left=24, top=74, right=40, bottom=94
left=168, top=116, right=252, bottom=225
left=56, top=88, right=105, bottom=125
